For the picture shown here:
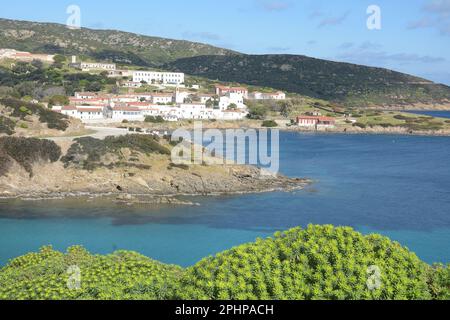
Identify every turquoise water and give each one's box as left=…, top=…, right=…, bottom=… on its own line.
left=1, top=130, right=450, bottom=266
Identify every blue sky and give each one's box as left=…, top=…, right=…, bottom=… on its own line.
left=1, top=0, right=450, bottom=84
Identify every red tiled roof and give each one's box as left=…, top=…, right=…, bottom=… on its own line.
left=152, top=93, right=173, bottom=97
left=62, top=106, right=77, bottom=111
left=75, top=92, right=97, bottom=96
left=215, top=85, right=248, bottom=91
left=113, top=107, right=141, bottom=112
left=127, top=102, right=153, bottom=106
left=297, top=116, right=335, bottom=121
left=77, top=108, right=103, bottom=113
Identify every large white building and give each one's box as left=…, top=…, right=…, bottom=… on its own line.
left=133, top=71, right=185, bottom=85
left=249, top=91, right=286, bottom=100
left=72, top=61, right=116, bottom=71
left=70, top=56, right=116, bottom=71
left=219, top=93, right=246, bottom=111
left=0, top=48, right=55, bottom=63
left=54, top=105, right=106, bottom=122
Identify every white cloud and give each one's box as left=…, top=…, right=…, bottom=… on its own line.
left=318, top=11, right=350, bottom=28
left=408, top=0, right=450, bottom=36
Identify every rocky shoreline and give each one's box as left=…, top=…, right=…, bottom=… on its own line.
left=0, top=162, right=311, bottom=206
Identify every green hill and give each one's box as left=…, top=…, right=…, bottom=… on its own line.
left=0, top=225, right=448, bottom=300
left=165, top=54, right=450, bottom=107
left=0, top=18, right=236, bottom=66
left=1, top=18, right=450, bottom=107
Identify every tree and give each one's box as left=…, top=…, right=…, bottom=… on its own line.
left=227, top=103, right=238, bottom=110
left=53, top=55, right=66, bottom=64
left=262, top=120, right=278, bottom=128
left=31, top=59, right=44, bottom=70
left=48, top=95, right=69, bottom=107
left=246, top=102, right=269, bottom=120
left=86, top=82, right=102, bottom=92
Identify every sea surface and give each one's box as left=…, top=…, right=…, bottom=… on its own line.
left=1, top=123, right=450, bottom=267
left=406, top=110, right=450, bottom=119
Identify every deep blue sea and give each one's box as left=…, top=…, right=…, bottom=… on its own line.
left=1, top=127, right=450, bottom=267
left=406, top=110, right=450, bottom=119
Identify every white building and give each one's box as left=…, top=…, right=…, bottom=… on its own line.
left=219, top=93, right=246, bottom=111
left=71, top=60, right=116, bottom=71
left=56, top=105, right=106, bottom=122
left=133, top=71, right=185, bottom=85
left=175, top=89, right=191, bottom=104
left=179, top=103, right=208, bottom=120
left=249, top=91, right=286, bottom=100
left=111, top=107, right=144, bottom=122
left=215, top=109, right=248, bottom=120
left=122, top=81, right=142, bottom=88
left=152, top=93, right=174, bottom=104
left=0, top=49, right=55, bottom=63
left=198, top=94, right=216, bottom=104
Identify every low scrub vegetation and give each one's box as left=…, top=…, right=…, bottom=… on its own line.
left=0, top=116, right=15, bottom=135
left=0, top=225, right=448, bottom=300
left=262, top=120, right=278, bottom=128
left=0, top=98, right=69, bottom=131
left=0, top=137, right=61, bottom=177
left=145, top=116, right=165, bottom=123
left=62, top=135, right=170, bottom=170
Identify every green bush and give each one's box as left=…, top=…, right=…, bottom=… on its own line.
left=62, top=135, right=170, bottom=170
left=178, top=225, right=433, bottom=300
left=0, top=246, right=183, bottom=300
left=394, top=115, right=413, bottom=121
left=0, top=116, right=15, bottom=135
left=0, top=226, right=447, bottom=300
left=0, top=137, right=62, bottom=177
left=428, top=264, right=450, bottom=300
left=262, top=120, right=278, bottom=128
left=0, top=98, right=69, bottom=131
left=145, top=116, right=165, bottom=123
left=353, top=122, right=367, bottom=129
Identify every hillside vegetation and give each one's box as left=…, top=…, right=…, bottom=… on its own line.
left=0, top=225, right=448, bottom=300
left=166, top=54, right=450, bottom=107
left=1, top=18, right=450, bottom=108
left=0, top=18, right=236, bottom=66
left=0, top=137, right=61, bottom=177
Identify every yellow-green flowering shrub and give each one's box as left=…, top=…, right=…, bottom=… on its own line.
left=0, top=225, right=448, bottom=300
left=0, top=246, right=183, bottom=300
left=178, top=225, right=434, bottom=300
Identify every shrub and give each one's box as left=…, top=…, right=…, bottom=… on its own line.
left=353, top=122, right=367, bottom=129
left=0, top=98, right=69, bottom=131
left=62, top=135, right=170, bottom=170
left=145, top=116, right=165, bottom=123
left=394, top=115, right=413, bottom=121
left=262, top=120, right=278, bottom=128
left=0, top=226, right=448, bottom=300
left=0, top=137, right=62, bottom=177
left=428, top=264, right=450, bottom=300
left=178, top=225, right=433, bottom=300
left=168, top=163, right=189, bottom=170
left=0, top=116, right=15, bottom=135
left=0, top=246, right=183, bottom=300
